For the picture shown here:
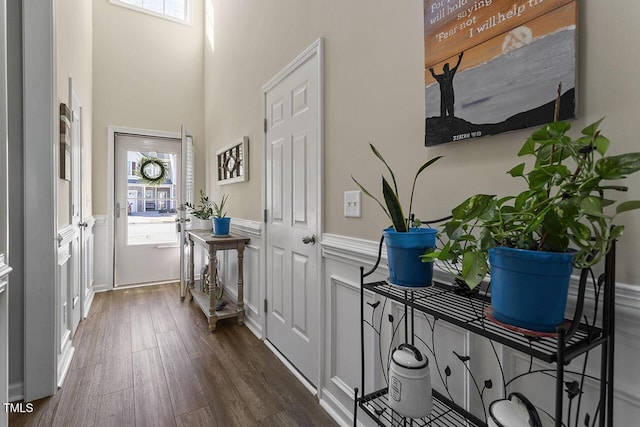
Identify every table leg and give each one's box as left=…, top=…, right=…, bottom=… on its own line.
left=208, top=245, right=218, bottom=332
left=187, top=238, right=194, bottom=301
left=237, top=243, right=246, bottom=325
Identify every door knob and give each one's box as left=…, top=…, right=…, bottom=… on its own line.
left=302, top=234, right=316, bottom=245
left=78, top=221, right=88, bottom=228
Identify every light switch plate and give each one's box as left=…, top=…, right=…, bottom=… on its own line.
left=344, top=191, right=362, bottom=217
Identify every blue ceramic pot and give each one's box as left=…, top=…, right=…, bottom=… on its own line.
left=489, top=246, right=575, bottom=332
left=213, top=217, right=231, bottom=235
left=384, top=227, right=437, bottom=288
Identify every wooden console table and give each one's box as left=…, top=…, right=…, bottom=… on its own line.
left=186, top=230, right=250, bottom=332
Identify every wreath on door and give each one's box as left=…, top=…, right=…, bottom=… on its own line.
left=135, top=156, right=169, bottom=186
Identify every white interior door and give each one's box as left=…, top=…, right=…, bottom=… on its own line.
left=69, top=79, right=82, bottom=334
left=264, top=40, right=322, bottom=386
left=114, top=133, right=181, bottom=287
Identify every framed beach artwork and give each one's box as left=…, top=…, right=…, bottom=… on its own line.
left=424, top=0, right=578, bottom=146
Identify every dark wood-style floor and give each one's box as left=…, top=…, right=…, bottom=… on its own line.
left=10, top=283, right=337, bottom=427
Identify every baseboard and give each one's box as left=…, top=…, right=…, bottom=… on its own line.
left=320, top=388, right=361, bottom=427
left=243, top=313, right=263, bottom=339
left=83, top=287, right=95, bottom=318
left=8, top=382, right=24, bottom=402
left=92, top=283, right=110, bottom=293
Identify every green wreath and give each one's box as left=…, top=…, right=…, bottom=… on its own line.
left=135, top=156, right=169, bottom=186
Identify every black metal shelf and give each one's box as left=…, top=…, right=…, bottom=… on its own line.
left=362, top=280, right=603, bottom=364
left=359, top=388, right=486, bottom=427
left=354, top=235, right=616, bottom=427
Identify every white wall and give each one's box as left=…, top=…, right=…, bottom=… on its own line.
left=92, top=0, right=206, bottom=215
left=203, top=0, right=640, bottom=286
left=56, top=0, right=93, bottom=227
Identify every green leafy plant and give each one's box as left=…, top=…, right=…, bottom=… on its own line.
left=212, top=194, right=229, bottom=218
left=351, top=144, right=442, bottom=231
left=424, top=119, right=640, bottom=289
left=186, top=189, right=213, bottom=220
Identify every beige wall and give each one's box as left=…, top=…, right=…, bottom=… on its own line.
left=56, top=0, right=93, bottom=226
left=92, top=0, right=205, bottom=214
left=204, top=0, right=640, bottom=285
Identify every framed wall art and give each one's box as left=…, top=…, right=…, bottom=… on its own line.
left=216, top=136, right=249, bottom=185
left=59, top=103, right=71, bottom=180
left=424, top=0, right=578, bottom=146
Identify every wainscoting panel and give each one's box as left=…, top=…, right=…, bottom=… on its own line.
left=228, top=218, right=263, bottom=335
left=56, top=227, right=75, bottom=389
left=82, top=217, right=96, bottom=317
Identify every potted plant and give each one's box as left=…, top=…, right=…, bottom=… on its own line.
left=212, top=194, right=230, bottom=236
left=424, top=119, right=640, bottom=331
left=352, top=144, right=442, bottom=287
left=186, top=189, right=213, bottom=230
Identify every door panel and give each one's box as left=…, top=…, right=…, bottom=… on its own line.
left=114, top=134, right=181, bottom=287
left=69, top=80, right=82, bottom=334
left=265, top=42, right=321, bottom=386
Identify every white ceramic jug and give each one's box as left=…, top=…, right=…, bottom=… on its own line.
left=388, top=343, right=432, bottom=418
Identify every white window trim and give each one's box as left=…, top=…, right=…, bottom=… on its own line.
left=109, top=0, right=193, bottom=26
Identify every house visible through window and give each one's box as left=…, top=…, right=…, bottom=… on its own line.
left=110, top=0, right=192, bottom=25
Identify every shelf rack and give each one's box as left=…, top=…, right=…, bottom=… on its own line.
left=354, top=236, right=616, bottom=427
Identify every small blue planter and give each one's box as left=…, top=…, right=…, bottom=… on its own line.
left=213, top=217, right=231, bottom=235
left=384, top=227, right=437, bottom=288
left=489, top=246, right=575, bottom=332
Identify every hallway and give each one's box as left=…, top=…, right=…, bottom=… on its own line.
left=9, top=284, right=336, bottom=426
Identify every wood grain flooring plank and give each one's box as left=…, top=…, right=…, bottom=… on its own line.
left=130, top=303, right=157, bottom=352
left=71, top=311, right=107, bottom=370
left=52, top=364, right=102, bottom=427
left=89, top=291, right=111, bottom=314
left=191, top=353, right=258, bottom=427
left=235, top=331, right=336, bottom=426
left=149, top=299, right=179, bottom=333
left=107, top=288, right=131, bottom=325
left=211, top=342, right=283, bottom=421
left=95, top=388, right=135, bottom=427
left=156, top=330, right=208, bottom=416
left=99, top=321, right=133, bottom=395
left=175, top=406, right=219, bottom=427
left=132, top=348, right=176, bottom=427
left=9, top=283, right=338, bottom=427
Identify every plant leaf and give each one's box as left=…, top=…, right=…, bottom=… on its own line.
left=616, top=200, right=640, bottom=214
left=461, top=251, right=488, bottom=289
left=594, top=135, right=610, bottom=156
left=369, top=144, right=398, bottom=196
left=507, top=163, right=526, bottom=178
left=581, top=118, right=605, bottom=137
left=382, top=176, right=407, bottom=232
left=409, top=155, right=443, bottom=217
left=596, top=153, right=640, bottom=180
left=581, top=196, right=603, bottom=216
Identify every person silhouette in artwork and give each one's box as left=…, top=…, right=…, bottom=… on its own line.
left=429, top=52, right=464, bottom=118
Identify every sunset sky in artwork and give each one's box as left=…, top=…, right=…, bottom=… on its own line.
left=425, top=0, right=576, bottom=84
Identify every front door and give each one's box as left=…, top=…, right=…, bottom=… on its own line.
left=264, top=40, right=323, bottom=386
left=114, top=133, right=182, bottom=287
